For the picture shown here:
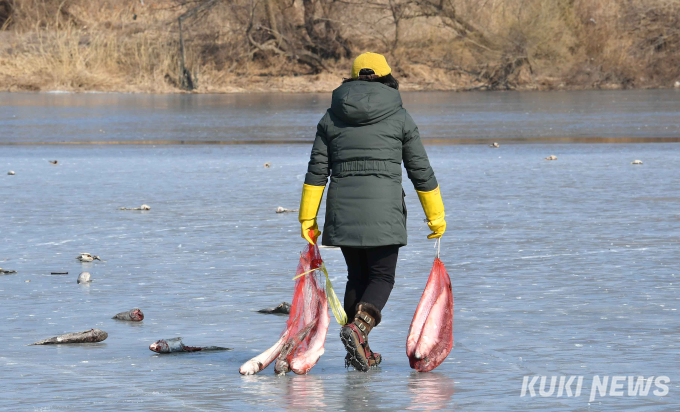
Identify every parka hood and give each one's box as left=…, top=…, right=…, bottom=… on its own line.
left=330, top=81, right=403, bottom=126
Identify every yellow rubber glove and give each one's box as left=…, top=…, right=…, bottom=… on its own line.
left=416, top=185, right=446, bottom=239
left=299, top=184, right=325, bottom=244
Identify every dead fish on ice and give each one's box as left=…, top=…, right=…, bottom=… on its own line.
left=489, top=142, right=500, bottom=148
left=0, top=268, right=18, bottom=274
left=119, top=204, right=151, bottom=211
left=264, top=162, right=271, bottom=168
left=258, top=302, right=291, bottom=315
left=149, top=337, right=232, bottom=353
left=76, top=253, right=102, bottom=262
left=544, top=155, right=558, bottom=161
left=112, top=308, right=144, bottom=321
left=49, top=160, right=58, bottom=165
left=77, top=272, right=91, bottom=284
left=30, top=329, right=108, bottom=345
left=7, top=170, right=15, bottom=175
left=631, top=160, right=643, bottom=165
left=276, top=207, right=298, bottom=214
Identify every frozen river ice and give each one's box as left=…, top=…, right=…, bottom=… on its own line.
left=0, top=90, right=679, bottom=410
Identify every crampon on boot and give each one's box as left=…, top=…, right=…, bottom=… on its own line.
left=340, top=303, right=382, bottom=372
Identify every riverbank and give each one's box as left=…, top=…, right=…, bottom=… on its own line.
left=6, top=75, right=669, bottom=94
left=2, top=0, right=679, bottom=94
left=5, top=68, right=677, bottom=94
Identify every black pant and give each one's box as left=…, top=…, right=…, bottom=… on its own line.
left=341, top=245, right=400, bottom=321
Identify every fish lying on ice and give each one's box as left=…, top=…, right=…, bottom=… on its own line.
left=30, top=329, right=108, bottom=345
left=0, top=268, right=18, bottom=274
left=258, top=302, right=291, bottom=315
left=76, top=253, right=102, bottom=263
left=149, top=337, right=232, bottom=353
left=77, top=272, right=91, bottom=284
left=112, top=308, right=144, bottom=321
left=119, top=204, right=151, bottom=211
left=276, top=207, right=298, bottom=213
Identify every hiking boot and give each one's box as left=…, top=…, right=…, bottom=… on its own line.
left=340, top=302, right=382, bottom=372
left=344, top=351, right=382, bottom=369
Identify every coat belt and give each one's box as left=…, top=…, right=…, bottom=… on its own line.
left=331, top=160, right=402, bottom=176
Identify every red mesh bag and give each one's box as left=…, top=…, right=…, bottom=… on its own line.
left=240, top=243, right=330, bottom=375
left=406, top=256, right=454, bottom=372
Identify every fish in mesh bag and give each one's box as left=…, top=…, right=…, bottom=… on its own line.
left=406, top=241, right=454, bottom=372
left=240, top=243, right=335, bottom=375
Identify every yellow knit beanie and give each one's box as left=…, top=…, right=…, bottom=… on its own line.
left=351, top=52, right=391, bottom=79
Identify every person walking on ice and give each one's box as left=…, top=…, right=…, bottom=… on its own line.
left=297, top=52, right=447, bottom=372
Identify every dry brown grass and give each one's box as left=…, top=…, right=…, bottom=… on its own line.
left=0, top=0, right=678, bottom=93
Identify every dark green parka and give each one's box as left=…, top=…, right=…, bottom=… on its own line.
left=305, top=81, right=438, bottom=247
